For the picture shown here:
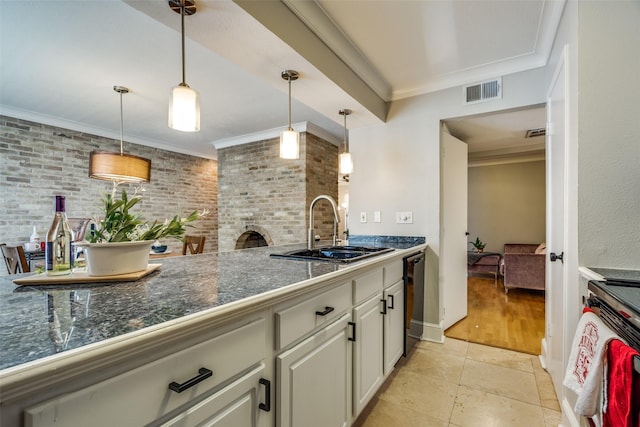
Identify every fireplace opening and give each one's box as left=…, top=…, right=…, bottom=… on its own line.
left=235, top=231, right=268, bottom=249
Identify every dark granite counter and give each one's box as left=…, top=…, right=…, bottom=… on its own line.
left=0, top=240, right=425, bottom=371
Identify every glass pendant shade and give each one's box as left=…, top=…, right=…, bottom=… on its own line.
left=169, top=84, right=200, bottom=132
left=89, top=151, right=151, bottom=183
left=339, top=152, right=353, bottom=175
left=280, top=129, right=300, bottom=159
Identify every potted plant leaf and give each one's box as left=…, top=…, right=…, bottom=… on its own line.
left=76, top=188, right=207, bottom=276
left=469, top=237, right=486, bottom=253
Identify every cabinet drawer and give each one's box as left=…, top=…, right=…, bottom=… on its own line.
left=25, top=317, right=266, bottom=427
left=353, top=267, right=383, bottom=304
left=275, top=282, right=351, bottom=349
left=384, top=260, right=403, bottom=287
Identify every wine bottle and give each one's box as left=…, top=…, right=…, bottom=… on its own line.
left=46, top=195, right=74, bottom=276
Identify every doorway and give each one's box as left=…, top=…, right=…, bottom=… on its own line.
left=442, top=105, right=547, bottom=354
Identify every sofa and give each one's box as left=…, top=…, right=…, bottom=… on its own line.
left=499, top=243, right=546, bottom=294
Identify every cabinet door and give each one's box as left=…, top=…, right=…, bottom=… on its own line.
left=383, top=280, right=405, bottom=375
left=352, top=292, right=384, bottom=416
left=160, top=364, right=271, bottom=427
left=277, top=313, right=352, bottom=427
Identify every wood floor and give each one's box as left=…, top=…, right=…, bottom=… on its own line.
left=445, top=274, right=545, bottom=355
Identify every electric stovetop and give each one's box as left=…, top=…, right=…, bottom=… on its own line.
left=588, top=267, right=640, bottom=320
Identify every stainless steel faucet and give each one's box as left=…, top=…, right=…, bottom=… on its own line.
left=308, top=195, right=340, bottom=250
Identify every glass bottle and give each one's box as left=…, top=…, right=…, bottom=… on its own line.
left=46, top=195, right=74, bottom=276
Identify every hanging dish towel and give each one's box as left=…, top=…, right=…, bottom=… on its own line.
left=602, top=339, right=640, bottom=427
left=563, top=310, right=619, bottom=416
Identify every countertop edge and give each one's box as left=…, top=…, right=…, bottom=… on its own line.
left=0, top=244, right=426, bottom=404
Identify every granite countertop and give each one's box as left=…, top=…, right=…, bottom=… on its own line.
left=0, top=239, right=425, bottom=371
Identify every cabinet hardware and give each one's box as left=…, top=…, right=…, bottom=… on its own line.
left=348, top=321, right=356, bottom=342
left=388, top=295, right=395, bottom=309
left=381, top=299, right=387, bottom=315
left=259, top=378, right=271, bottom=412
left=168, top=367, right=213, bottom=393
left=315, top=306, right=335, bottom=316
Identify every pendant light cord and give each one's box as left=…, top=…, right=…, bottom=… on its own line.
left=181, top=0, right=186, bottom=86
left=287, top=76, right=292, bottom=131
left=343, top=112, right=348, bottom=153
left=119, top=91, right=124, bottom=155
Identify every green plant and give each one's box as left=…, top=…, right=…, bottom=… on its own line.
left=469, top=237, right=486, bottom=251
left=88, top=188, right=207, bottom=243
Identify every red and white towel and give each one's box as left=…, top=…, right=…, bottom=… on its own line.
left=602, top=339, right=640, bottom=427
left=564, top=310, right=619, bottom=417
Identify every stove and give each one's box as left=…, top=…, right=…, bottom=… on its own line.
left=587, top=268, right=640, bottom=374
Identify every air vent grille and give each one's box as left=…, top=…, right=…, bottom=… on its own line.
left=463, top=78, right=502, bottom=104
left=525, top=128, right=546, bottom=138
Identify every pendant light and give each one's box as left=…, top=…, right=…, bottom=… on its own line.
left=339, top=109, right=353, bottom=175
left=168, top=0, right=200, bottom=132
left=89, top=86, right=151, bottom=183
left=280, top=70, right=300, bottom=159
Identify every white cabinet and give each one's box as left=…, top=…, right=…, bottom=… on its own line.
left=383, top=279, right=405, bottom=375
left=277, top=313, right=353, bottom=427
left=161, top=364, right=270, bottom=427
left=352, top=262, right=405, bottom=418
left=25, top=318, right=268, bottom=427
left=352, top=292, right=384, bottom=415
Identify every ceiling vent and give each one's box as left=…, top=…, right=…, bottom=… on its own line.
left=463, top=78, right=502, bottom=105
left=525, top=127, right=546, bottom=138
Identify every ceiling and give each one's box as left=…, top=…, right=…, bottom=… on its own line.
left=0, top=0, right=564, bottom=160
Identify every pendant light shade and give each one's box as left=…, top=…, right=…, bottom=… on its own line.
left=89, top=151, right=151, bottom=183
left=280, top=129, right=299, bottom=159
left=280, top=70, right=300, bottom=159
left=168, top=0, right=200, bottom=132
left=169, top=83, right=200, bottom=132
left=89, top=86, right=151, bottom=183
left=339, top=109, right=353, bottom=175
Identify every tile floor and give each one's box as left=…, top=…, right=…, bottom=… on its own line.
left=354, top=338, right=562, bottom=427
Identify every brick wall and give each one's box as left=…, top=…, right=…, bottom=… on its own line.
left=0, top=115, right=218, bottom=272
left=218, top=132, right=338, bottom=252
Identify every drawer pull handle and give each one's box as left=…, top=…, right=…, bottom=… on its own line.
left=168, top=367, right=213, bottom=393
left=348, top=321, right=356, bottom=342
left=388, top=295, right=395, bottom=310
left=381, top=299, right=387, bottom=315
left=259, top=378, right=271, bottom=412
left=315, top=306, right=335, bottom=316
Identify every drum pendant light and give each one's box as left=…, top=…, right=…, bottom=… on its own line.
left=280, top=70, right=300, bottom=159
left=339, top=109, right=353, bottom=175
left=168, top=0, right=200, bottom=132
left=89, top=86, right=151, bottom=183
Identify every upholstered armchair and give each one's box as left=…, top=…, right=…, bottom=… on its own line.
left=500, top=243, right=546, bottom=294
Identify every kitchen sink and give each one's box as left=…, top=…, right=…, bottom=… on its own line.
left=270, top=246, right=394, bottom=263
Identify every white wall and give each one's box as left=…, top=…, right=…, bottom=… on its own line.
left=577, top=1, right=640, bottom=268
left=348, top=67, right=547, bottom=338
left=467, top=160, right=546, bottom=253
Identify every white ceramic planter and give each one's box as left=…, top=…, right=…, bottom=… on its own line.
left=76, top=240, right=153, bottom=276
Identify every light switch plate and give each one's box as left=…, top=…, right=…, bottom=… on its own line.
left=396, top=211, right=413, bottom=224
left=374, top=211, right=381, bottom=223
left=360, top=212, right=367, bottom=223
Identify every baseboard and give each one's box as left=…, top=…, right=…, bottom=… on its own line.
left=540, top=337, right=549, bottom=369
left=420, top=321, right=444, bottom=343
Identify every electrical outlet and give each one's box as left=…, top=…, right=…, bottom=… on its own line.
left=374, top=211, right=381, bottom=223
left=360, top=212, right=367, bottom=223
left=395, top=211, right=413, bottom=224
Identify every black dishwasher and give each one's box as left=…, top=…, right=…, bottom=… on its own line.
left=403, top=251, right=425, bottom=356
